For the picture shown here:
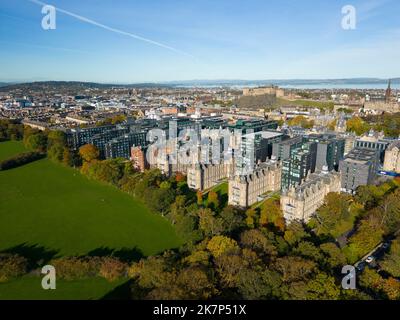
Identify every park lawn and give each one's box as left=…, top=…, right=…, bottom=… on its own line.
left=0, top=140, right=30, bottom=161
left=0, top=156, right=182, bottom=257
left=0, top=275, right=125, bottom=300
left=203, top=182, right=229, bottom=207
left=212, top=182, right=228, bottom=196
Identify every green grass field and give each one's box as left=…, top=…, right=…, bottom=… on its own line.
left=0, top=158, right=182, bottom=256
left=0, top=140, right=29, bottom=161
left=0, top=141, right=182, bottom=299
left=0, top=276, right=126, bottom=300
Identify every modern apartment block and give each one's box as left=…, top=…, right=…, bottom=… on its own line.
left=236, top=131, right=284, bottom=175
left=228, top=160, right=282, bottom=208
left=104, top=132, right=147, bottom=159
left=305, top=134, right=345, bottom=171
left=66, top=124, right=117, bottom=149
left=272, top=136, right=303, bottom=161
left=339, top=148, right=380, bottom=193
left=280, top=168, right=341, bottom=223
left=281, top=142, right=317, bottom=191
left=383, top=140, right=400, bottom=173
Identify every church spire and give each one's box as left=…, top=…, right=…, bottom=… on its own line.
left=386, top=79, right=392, bottom=103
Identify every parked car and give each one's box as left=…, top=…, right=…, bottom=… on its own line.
left=382, top=243, right=390, bottom=250
left=366, top=256, right=375, bottom=264
left=356, top=262, right=366, bottom=272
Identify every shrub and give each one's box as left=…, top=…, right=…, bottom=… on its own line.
left=51, top=256, right=128, bottom=281
left=0, top=254, right=28, bottom=282
left=51, top=257, right=101, bottom=280
left=0, top=152, right=45, bottom=171
left=99, top=257, right=128, bottom=281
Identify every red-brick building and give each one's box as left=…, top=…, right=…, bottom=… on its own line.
left=131, top=146, right=149, bottom=172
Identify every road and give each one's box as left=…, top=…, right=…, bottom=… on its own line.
left=354, top=228, right=400, bottom=272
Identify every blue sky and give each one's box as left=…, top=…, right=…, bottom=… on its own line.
left=0, top=0, right=399, bottom=83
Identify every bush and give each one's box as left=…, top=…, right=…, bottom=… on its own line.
left=51, top=256, right=127, bottom=281
left=0, top=254, right=28, bottom=282
left=99, top=257, right=128, bottom=281
left=51, top=257, right=101, bottom=280
left=0, top=152, right=45, bottom=171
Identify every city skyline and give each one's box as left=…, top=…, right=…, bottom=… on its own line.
left=1, top=0, right=400, bottom=83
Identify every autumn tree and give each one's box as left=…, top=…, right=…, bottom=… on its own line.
left=196, top=190, right=203, bottom=206
left=245, top=207, right=258, bottom=228
left=288, top=116, right=314, bottom=129
left=260, top=198, right=285, bottom=230
left=346, top=116, right=370, bottom=135
left=273, top=256, right=316, bottom=284
left=207, top=190, right=220, bottom=210
left=312, top=192, right=355, bottom=237
left=79, top=144, right=100, bottom=162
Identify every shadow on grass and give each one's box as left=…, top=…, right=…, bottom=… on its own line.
left=100, top=279, right=134, bottom=300
left=1, top=243, right=59, bottom=269
left=87, top=246, right=143, bottom=263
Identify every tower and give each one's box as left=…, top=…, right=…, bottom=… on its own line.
left=385, top=79, right=392, bottom=103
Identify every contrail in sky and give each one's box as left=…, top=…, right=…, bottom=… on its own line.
left=27, top=0, right=196, bottom=59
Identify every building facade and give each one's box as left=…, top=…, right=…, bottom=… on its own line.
left=280, top=169, right=341, bottom=223
left=383, top=141, right=400, bottom=173
left=130, top=145, right=149, bottom=172
left=229, top=161, right=282, bottom=207
left=305, top=134, right=345, bottom=171
left=187, top=163, right=233, bottom=191
left=339, top=148, right=380, bottom=193
left=281, top=142, right=317, bottom=191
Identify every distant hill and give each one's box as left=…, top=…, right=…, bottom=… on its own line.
left=0, top=78, right=399, bottom=91
left=236, top=94, right=277, bottom=109
left=168, top=78, right=400, bottom=87
left=0, top=81, right=172, bottom=92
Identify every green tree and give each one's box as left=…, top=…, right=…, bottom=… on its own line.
left=380, top=236, right=400, bottom=278
left=198, top=208, right=224, bottom=237
left=319, top=242, right=347, bottom=269
left=47, top=143, right=64, bottom=162
left=240, top=229, right=277, bottom=257
left=207, top=235, right=239, bottom=258
left=305, top=272, right=340, bottom=300
left=284, top=221, right=308, bottom=246
left=25, top=133, right=47, bottom=152
left=293, top=241, right=323, bottom=262
left=220, top=206, right=244, bottom=233
left=47, top=130, right=66, bottom=148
